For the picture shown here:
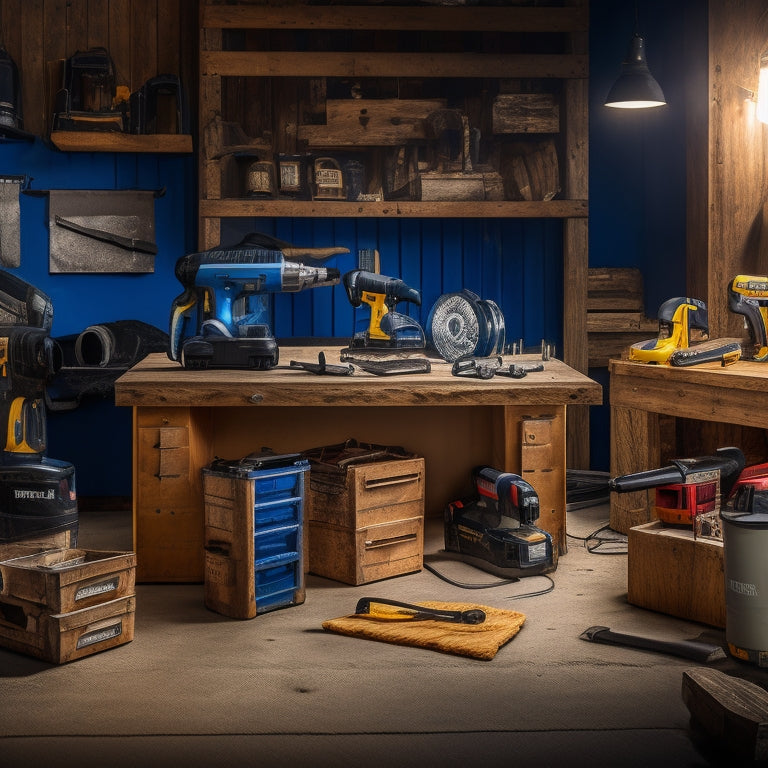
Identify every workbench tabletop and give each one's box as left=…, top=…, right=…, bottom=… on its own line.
left=115, top=349, right=602, bottom=408
left=610, top=357, right=768, bottom=424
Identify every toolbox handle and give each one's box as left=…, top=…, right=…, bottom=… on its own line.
left=364, top=472, right=421, bottom=490
left=364, top=533, right=418, bottom=550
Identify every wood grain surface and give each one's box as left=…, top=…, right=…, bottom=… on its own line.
left=115, top=350, right=603, bottom=409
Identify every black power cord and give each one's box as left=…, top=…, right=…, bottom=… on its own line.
left=567, top=523, right=628, bottom=555
left=422, top=558, right=555, bottom=599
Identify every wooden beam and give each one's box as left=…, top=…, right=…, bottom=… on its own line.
left=202, top=5, right=589, bottom=34
left=201, top=51, right=589, bottom=80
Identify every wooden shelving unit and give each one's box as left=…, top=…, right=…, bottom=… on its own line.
left=198, top=0, right=591, bottom=466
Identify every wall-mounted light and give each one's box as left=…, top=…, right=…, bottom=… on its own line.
left=756, top=51, right=768, bottom=124
left=604, top=33, right=666, bottom=109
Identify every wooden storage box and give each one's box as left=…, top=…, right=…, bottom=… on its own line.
left=306, top=457, right=425, bottom=584
left=0, top=529, right=75, bottom=556
left=203, top=459, right=308, bottom=619
left=307, top=457, right=425, bottom=527
left=0, top=549, right=136, bottom=613
left=0, top=593, right=135, bottom=664
left=309, top=515, right=423, bottom=585
left=627, top=520, right=725, bottom=628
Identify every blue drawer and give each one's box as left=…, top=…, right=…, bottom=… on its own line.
left=254, top=524, right=300, bottom=563
left=254, top=559, right=302, bottom=614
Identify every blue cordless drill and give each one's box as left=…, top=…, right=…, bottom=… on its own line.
left=169, top=233, right=345, bottom=369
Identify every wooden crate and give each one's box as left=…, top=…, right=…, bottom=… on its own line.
left=308, top=516, right=424, bottom=586
left=0, top=529, right=75, bottom=556
left=587, top=267, right=658, bottom=367
left=627, top=521, right=725, bottom=628
left=0, top=594, right=135, bottom=664
left=306, top=457, right=425, bottom=527
left=0, top=549, right=136, bottom=614
left=306, top=457, right=425, bottom=584
left=492, top=93, right=560, bottom=134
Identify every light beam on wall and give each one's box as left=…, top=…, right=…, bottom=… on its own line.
left=756, top=51, right=768, bottom=123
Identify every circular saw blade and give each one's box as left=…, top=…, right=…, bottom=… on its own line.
left=426, top=290, right=505, bottom=362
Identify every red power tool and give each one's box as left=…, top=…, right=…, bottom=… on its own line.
left=609, top=447, right=745, bottom=531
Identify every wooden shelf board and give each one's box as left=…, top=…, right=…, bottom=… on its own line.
left=50, top=132, right=193, bottom=153
left=201, top=51, right=588, bottom=80
left=202, top=5, right=589, bottom=33
left=198, top=198, right=588, bottom=220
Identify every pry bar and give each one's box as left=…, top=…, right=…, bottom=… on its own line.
left=579, top=625, right=726, bottom=663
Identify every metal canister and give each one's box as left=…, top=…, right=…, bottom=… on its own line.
left=721, top=491, right=768, bottom=666
left=245, top=160, right=276, bottom=198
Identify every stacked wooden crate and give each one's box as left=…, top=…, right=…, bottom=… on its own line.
left=0, top=548, right=136, bottom=663
left=306, top=456, right=425, bottom=586
left=587, top=268, right=658, bottom=367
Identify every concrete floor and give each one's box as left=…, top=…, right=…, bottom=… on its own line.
left=0, top=503, right=765, bottom=767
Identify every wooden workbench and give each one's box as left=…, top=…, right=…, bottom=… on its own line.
left=115, top=349, right=601, bottom=582
left=610, top=357, right=768, bottom=533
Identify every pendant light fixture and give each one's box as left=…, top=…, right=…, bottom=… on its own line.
left=604, top=7, right=666, bottom=110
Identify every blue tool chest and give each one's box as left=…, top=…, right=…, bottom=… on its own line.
left=202, top=454, right=309, bottom=619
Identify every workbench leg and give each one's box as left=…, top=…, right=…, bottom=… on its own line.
left=609, top=404, right=660, bottom=534
left=133, top=406, right=214, bottom=582
left=501, top=405, right=567, bottom=556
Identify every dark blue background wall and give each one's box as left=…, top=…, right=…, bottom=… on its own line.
left=0, top=0, right=701, bottom=496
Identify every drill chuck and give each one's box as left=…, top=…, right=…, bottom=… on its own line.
left=282, top=263, right=340, bottom=292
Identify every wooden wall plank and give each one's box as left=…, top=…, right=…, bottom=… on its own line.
left=108, top=0, right=131, bottom=88
left=2, top=0, right=23, bottom=63
left=130, top=0, right=157, bottom=90
left=43, top=0, right=68, bottom=75
left=66, top=0, right=88, bottom=54
left=86, top=0, right=109, bottom=50
left=704, top=0, right=768, bottom=338
left=684, top=2, right=709, bottom=306
left=157, top=0, right=180, bottom=76
left=20, top=0, right=44, bottom=135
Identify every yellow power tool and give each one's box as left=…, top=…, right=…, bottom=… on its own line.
left=728, top=275, right=768, bottom=361
left=629, top=297, right=709, bottom=364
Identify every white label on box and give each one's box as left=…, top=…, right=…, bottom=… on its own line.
left=75, top=578, right=119, bottom=602
left=76, top=621, right=122, bottom=649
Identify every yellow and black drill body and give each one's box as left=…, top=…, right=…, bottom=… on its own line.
left=728, top=275, right=768, bottom=361
left=0, top=270, right=77, bottom=543
left=342, top=269, right=425, bottom=349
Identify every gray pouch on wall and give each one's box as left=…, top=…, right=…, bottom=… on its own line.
left=0, top=175, right=24, bottom=268
left=48, top=189, right=159, bottom=273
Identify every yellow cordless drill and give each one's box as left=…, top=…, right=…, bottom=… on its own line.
left=728, top=275, right=768, bottom=361
left=342, top=270, right=425, bottom=349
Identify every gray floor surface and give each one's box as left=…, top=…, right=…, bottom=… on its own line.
left=1, top=503, right=765, bottom=767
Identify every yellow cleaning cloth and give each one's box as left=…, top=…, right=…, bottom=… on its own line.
left=322, top=600, right=525, bottom=661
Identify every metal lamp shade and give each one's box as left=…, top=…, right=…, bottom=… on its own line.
left=605, top=34, right=666, bottom=109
